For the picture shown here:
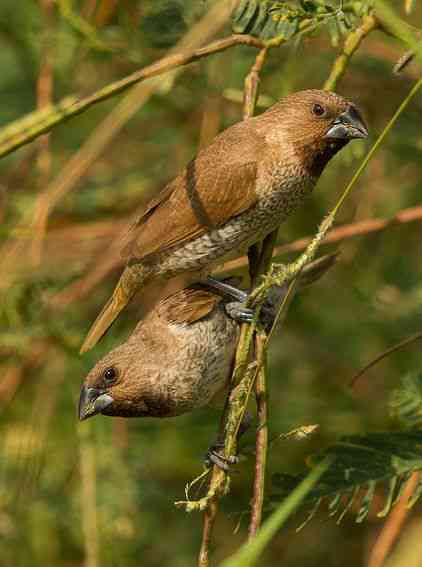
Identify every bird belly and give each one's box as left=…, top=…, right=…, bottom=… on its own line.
left=158, top=310, right=239, bottom=416
left=152, top=174, right=314, bottom=276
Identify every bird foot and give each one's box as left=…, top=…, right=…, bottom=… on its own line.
left=205, top=276, right=272, bottom=326
left=204, top=277, right=274, bottom=327
left=205, top=276, right=248, bottom=303
left=225, top=300, right=277, bottom=329
left=204, top=413, right=252, bottom=471
left=224, top=302, right=255, bottom=324
left=204, top=443, right=239, bottom=472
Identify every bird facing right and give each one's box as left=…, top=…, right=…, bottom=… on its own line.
left=80, top=89, right=368, bottom=353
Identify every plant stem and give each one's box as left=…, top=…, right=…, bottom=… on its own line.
left=323, top=14, right=378, bottom=92
left=196, top=47, right=268, bottom=563
left=248, top=333, right=268, bottom=539
left=216, top=203, right=422, bottom=276
left=198, top=500, right=219, bottom=567
left=0, top=32, right=267, bottom=161
left=349, top=330, right=422, bottom=388
left=368, top=472, right=419, bottom=567
left=78, top=421, right=99, bottom=567
left=247, top=229, right=278, bottom=538
left=333, top=76, right=422, bottom=215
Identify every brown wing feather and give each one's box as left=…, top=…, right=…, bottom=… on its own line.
left=122, top=121, right=265, bottom=261
left=157, top=287, right=222, bottom=326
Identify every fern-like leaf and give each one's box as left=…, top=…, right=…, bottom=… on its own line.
left=390, top=373, right=422, bottom=428
left=231, top=0, right=366, bottom=43
left=270, top=431, right=422, bottom=529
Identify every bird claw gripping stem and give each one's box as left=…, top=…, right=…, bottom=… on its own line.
left=203, top=412, right=252, bottom=471
left=205, top=276, right=275, bottom=328
left=204, top=443, right=239, bottom=472
left=250, top=212, right=337, bottom=305
left=248, top=262, right=289, bottom=304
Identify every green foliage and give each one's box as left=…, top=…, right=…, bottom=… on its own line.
left=141, top=1, right=188, bottom=48
left=271, top=431, right=422, bottom=527
left=221, top=460, right=329, bottom=567
left=271, top=375, right=422, bottom=529
left=390, top=373, right=422, bottom=428
left=231, top=0, right=369, bottom=43
left=1, top=0, right=422, bottom=565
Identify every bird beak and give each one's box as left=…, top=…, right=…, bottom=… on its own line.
left=325, top=106, right=368, bottom=140
left=78, top=385, right=114, bottom=421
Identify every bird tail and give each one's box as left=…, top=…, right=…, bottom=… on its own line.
left=80, top=273, right=135, bottom=353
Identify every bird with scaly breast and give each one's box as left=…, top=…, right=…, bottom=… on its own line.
left=78, top=255, right=336, bottom=420
left=80, top=90, right=367, bottom=353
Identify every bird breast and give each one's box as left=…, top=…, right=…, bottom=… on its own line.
left=153, top=164, right=315, bottom=276
left=157, top=308, right=239, bottom=416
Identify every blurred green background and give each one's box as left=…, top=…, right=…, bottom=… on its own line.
left=1, top=1, right=422, bottom=565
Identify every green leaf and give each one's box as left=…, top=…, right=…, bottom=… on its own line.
left=231, top=0, right=302, bottom=39
left=231, top=0, right=363, bottom=41
left=270, top=431, right=422, bottom=527
left=220, top=459, right=329, bottom=567
left=390, top=373, right=422, bottom=428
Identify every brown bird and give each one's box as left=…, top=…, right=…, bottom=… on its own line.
left=78, top=255, right=336, bottom=421
left=80, top=90, right=367, bottom=353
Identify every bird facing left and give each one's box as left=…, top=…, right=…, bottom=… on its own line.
left=78, top=255, right=336, bottom=421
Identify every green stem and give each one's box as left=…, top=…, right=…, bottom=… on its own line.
left=0, top=35, right=264, bottom=161
left=324, top=14, right=378, bottom=92
left=333, top=77, right=422, bottom=215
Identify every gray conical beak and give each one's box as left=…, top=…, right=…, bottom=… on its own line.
left=79, top=385, right=114, bottom=421
left=325, top=106, right=368, bottom=140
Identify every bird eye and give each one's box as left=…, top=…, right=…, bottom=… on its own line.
left=103, top=366, right=118, bottom=384
left=312, top=103, right=326, bottom=117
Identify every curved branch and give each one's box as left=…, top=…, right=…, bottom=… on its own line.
left=349, top=330, right=422, bottom=388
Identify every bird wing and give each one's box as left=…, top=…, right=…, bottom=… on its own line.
left=157, top=287, right=222, bottom=326
left=122, top=122, right=264, bottom=261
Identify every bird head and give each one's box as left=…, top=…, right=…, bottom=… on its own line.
left=78, top=342, right=153, bottom=420
left=261, top=89, right=368, bottom=176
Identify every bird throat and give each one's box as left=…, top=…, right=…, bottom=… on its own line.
left=306, top=138, right=349, bottom=178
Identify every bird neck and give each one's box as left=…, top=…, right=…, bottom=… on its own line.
left=301, top=138, right=349, bottom=178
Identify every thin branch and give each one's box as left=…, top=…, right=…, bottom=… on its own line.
left=393, top=48, right=417, bottom=73
left=217, top=203, right=422, bottom=275
left=248, top=228, right=277, bottom=540
left=374, top=2, right=422, bottom=63
left=368, top=472, right=419, bottom=567
left=243, top=48, right=268, bottom=119
left=177, top=215, right=336, bottom=516
left=332, top=78, right=422, bottom=218
left=242, top=46, right=273, bottom=541
left=2, top=0, right=357, bottom=161
left=78, top=421, right=99, bottom=567
left=0, top=0, right=234, bottom=291
left=0, top=32, right=265, bottom=160
left=29, top=201, right=422, bottom=306
left=198, top=500, right=218, bottom=567
left=324, top=14, right=378, bottom=92
left=32, top=0, right=55, bottom=267
left=248, top=332, right=269, bottom=539
left=349, top=330, right=422, bottom=388
left=197, top=47, right=268, bottom=565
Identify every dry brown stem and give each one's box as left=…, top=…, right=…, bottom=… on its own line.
left=368, top=473, right=419, bottom=567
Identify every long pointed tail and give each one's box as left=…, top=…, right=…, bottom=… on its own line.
left=80, top=275, right=134, bottom=353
